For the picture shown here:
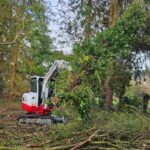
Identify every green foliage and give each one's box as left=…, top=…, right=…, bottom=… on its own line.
left=121, top=85, right=144, bottom=109
left=106, top=112, right=150, bottom=132
left=125, top=85, right=144, bottom=99
left=50, top=51, right=74, bottom=63
left=0, top=0, right=14, bottom=94
left=53, top=1, right=147, bottom=119
left=54, top=70, right=94, bottom=120
left=68, top=84, right=94, bottom=119
left=72, top=1, right=145, bottom=110
left=55, top=70, right=71, bottom=95
left=24, top=1, right=52, bottom=75
left=0, top=1, right=52, bottom=96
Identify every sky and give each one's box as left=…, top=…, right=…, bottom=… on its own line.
left=45, top=0, right=72, bottom=54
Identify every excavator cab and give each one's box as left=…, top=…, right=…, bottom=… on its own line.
left=22, top=76, right=54, bottom=114
left=22, top=76, right=44, bottom=113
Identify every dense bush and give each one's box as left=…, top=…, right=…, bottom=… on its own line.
left=52, top=1, right=146, bottom=120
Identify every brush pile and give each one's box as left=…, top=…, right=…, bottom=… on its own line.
left=0, top=100, right=150, bottom=149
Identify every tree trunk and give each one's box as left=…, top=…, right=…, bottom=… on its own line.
left=9, top=7, right=20, bottom=99
left=85, top=0, right=92, bottom=38
left=104, top=87, right=113, bottom=110
left=103, top=0, right=119, bottom=110
left=143, top=94, right=149, bottom=113
left=109, top=0, right=119, bottom=27
left=9, top=41, right=19, bottom=99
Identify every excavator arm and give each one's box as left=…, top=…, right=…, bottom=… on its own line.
left=41, top=60, right=71, bottom=100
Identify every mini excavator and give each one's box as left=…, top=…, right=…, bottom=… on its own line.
left=19, top=60, right=71, bottom=125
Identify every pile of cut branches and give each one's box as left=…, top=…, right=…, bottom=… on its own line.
left=47, top=127, right=150, bottom=150
left=0, top=99, right=150, bottom=150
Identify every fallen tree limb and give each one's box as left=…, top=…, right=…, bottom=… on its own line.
left=0, top=130, right=18, bottom=138
left=73, top=126, right=96, bottom=136
left=46, top=143, right=77, bottom=150
left=82, top=147, right=117, bottom=150
left=47, top=127, right=97, bottom=147
left=91, top=141, right=122, bottom=149
left=71, top=129, right=100, bottom=150
left=40, top=139, right=53, bottom=146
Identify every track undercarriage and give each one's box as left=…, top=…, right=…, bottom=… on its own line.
left=18, top=113, right=66, bottom=125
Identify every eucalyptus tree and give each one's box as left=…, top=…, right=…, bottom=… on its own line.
left=0, top=0, right=15, bottom=96
left=0, top=0, right=52, bottom=98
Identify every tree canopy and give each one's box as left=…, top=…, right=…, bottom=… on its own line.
left=0, top=0, right=52, bottom=97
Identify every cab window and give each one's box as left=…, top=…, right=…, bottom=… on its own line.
left=30, top=78, right=37, bottom=92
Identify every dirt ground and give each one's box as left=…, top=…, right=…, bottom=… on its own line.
left=0, top=99, right=94, bottom=149
left=0, top=99, right=74, bottom=149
